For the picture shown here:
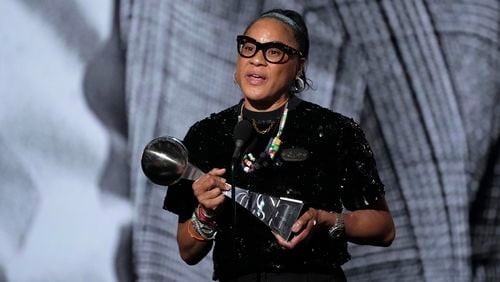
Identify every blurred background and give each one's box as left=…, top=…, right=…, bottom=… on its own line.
left=1, top=0, right=499, bottom=281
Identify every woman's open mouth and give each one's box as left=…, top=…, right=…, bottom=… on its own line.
left=246, top=73, right=267, bottom=86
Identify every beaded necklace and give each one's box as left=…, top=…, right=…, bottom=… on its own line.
left=238, top=102, right=289, bottom=173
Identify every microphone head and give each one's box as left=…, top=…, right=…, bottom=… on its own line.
left=233, top=119, right=253, bottom=143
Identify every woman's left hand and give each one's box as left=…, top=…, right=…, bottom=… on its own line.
left=273, top=207, right=320, bottom=249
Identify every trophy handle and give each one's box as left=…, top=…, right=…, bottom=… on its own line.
left=182, top=162, right=205, bottom=181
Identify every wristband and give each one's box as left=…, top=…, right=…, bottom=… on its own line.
left=188, top=219, right=209, bottom=241
left=327, top=212, right=345, bottom=239
left=191, top=210, right=217, bottom=240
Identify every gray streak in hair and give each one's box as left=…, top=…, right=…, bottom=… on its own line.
left=261, top=12, right=303, bottom=34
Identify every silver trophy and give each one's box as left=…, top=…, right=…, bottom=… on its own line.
left=141, top=136, right=304, bottom=240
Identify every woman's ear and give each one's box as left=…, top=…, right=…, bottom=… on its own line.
left=296, top=58, right=306, bottom=77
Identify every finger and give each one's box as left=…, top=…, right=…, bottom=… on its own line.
left=193, top=168, right=226, bottom=186
left=198, top=174, right=226, bottom=185
left=198, top=187, right=223, bottom=201
left=208, top=168, right=226, bottom=176
left=292, top=218, right=305, bottom=233
left=287, top=231, right=307, bottom=248
left=273, top=232, right=300, bottom=249
left=193, top=176, right=227, bottom=194
left=200, top=193, right=226, bottom=210
left=222, top=182, right=232, bottom=191
left=272, top=232, right=292, bottom=249
left=292, top=209, right=317, bottom=233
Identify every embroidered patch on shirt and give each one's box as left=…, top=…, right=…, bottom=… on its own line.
left=281, top=148, right=309, bottom=162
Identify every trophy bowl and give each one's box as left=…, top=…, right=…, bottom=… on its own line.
left=141, top=136, right=190, bottom=186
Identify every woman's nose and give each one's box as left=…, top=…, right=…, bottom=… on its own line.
left=249, top=49, right=268, bottom=66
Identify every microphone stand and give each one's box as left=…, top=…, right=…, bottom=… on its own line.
left=229, top=119, right=251, bottom=263
left=230, top=157, right=238, bottom=266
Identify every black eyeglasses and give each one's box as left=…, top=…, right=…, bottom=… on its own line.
left=236, top=35, right=303, bottom=64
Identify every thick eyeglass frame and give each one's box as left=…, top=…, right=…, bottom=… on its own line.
left=236, top=35, right=303, bottom=64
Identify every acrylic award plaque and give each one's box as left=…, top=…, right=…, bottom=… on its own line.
left=141, top=136, right=304, bottom=240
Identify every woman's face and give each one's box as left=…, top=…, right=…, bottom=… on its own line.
left=235, top=18, right=304, bottom=110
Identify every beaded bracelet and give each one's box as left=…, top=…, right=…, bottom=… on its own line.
left=191, top=210, right=217, bottom=240
left=187, top=218, right=208, bottom=241
left=197, top=205, right=216, bottom=228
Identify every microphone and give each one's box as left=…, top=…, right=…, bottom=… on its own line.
left=232, top=120, right=253, bottom=161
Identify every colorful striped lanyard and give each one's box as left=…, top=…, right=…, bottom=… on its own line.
left=238, top=102, right=289, bottom=173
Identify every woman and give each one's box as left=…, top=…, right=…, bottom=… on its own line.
left=164, top=9, right=395, bottom=281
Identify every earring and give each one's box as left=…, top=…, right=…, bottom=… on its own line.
left=292, top=76, right=305, bottom=93
left=233, top=72, right=237, bottom=84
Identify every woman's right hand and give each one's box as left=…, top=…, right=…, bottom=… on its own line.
left=178, top=168, right=228, bottom=264
left=192, top=168, right=230, bottom=213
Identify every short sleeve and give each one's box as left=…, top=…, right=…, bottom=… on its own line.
left=163, top=178, right=197, bottom=222
left=162, top=124, right=203, bottom=223
left=162, top=108, right=236, bottom=222
left=338, top=118, right=385, bottom=211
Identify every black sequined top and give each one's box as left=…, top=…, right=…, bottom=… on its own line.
left=164, top=97, right=385, bottom=281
